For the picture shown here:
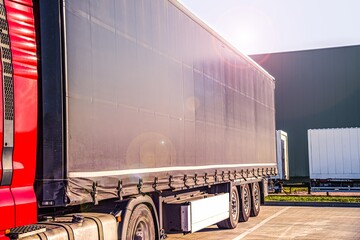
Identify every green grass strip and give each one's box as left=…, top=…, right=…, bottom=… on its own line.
left=266, top=195, right=360, bottom=203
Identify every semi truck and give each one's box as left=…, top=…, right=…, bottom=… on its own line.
left=308, top=128, right=360, bottom=192
left=0, top=0, right=277, bottom=239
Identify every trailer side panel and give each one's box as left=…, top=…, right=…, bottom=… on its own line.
left=308, top=128, right=360, bottom=179
left=38, top=0, right=276, bottom=206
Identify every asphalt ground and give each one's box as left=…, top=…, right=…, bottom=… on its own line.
left=166, top=205, right=360, bottom=240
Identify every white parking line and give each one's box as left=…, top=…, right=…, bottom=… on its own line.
left=232, top=207, right=291, bottom=240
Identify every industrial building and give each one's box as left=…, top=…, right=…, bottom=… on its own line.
left=251, top=45, right=360, bottom=177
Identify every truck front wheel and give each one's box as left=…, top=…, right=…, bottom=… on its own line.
left=126, top=204, right=155, bottom=240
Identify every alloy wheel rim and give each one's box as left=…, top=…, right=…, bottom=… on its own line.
left=254, top=185, right=260, bottom=209
left=134, top=220, right=149, bottom=240
left=244, top=188, right=250, bottom=215
left=231, top=190, right=238, bottom=220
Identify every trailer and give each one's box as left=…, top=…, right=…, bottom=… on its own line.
left=0, top=0, right=276, bottom=239
left=268, top=130, right=289, bottom=193
left=275, top=130, right=289, bottom=181
left=308, top=128, right=360, bottom=192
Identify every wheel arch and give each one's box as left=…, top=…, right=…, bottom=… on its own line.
left=119, top=194, right=160, bottom=240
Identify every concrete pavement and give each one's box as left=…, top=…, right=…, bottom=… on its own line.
left=167, top=205, right=360, bottom=240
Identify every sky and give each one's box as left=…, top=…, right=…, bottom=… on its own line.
left=179, top=0, right=360, bottom=55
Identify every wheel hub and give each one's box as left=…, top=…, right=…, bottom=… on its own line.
left=134, top=221, right=148, bottom=240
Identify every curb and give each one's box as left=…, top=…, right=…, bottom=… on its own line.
left=264, top=201, right=360, bottom=208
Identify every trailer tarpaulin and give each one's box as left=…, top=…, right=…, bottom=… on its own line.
left=38, top=0, right=276, bottom=206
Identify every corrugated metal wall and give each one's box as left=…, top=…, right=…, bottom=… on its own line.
left=251, top=45, right=360, bottom=177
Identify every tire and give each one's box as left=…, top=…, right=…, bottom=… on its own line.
left=126, top=204, right=156, bottom=240
left=239, top=184, right=251, bottom=222
left=217, top=186, right=239, bottom=229
left=250, top=182, right=261, bottom=217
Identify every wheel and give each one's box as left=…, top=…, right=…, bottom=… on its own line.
left=250, top=182, right=261, bottom=217
left=216, top=186, right=239, bottom=229
left=239, top=184, right=251, bottom=222
left=126, top=204, right=156, bottom=240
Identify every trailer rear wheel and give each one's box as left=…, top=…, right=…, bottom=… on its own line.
left=250, top=182, right=261, bottom=217
left=216, top=186, right=239, bottom=229
left=126, top=204, right=155, bottom=240
left=239, top=184, right=251, bottom=222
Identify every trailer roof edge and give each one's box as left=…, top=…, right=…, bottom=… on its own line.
left=169, top=0, right=275, bottom=81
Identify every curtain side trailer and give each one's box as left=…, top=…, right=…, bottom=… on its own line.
left=0, top=0, right=277, bottom=239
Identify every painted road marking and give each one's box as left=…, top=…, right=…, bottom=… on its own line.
left=232, top=207, right=291, bottom=240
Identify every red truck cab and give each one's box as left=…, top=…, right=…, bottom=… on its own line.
left=0, top=0, right=37, bottom=238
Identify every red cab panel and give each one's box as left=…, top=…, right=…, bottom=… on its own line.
left=0, top=187, right=14, bottom=240
left=0, top=0, right=37, bottom=234
left=7, top=0, right=32, bottom=7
